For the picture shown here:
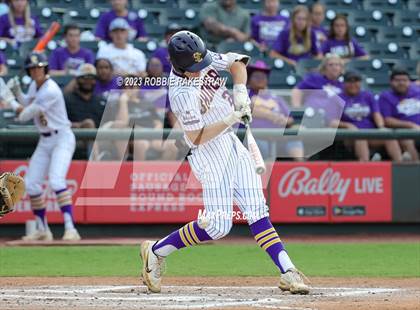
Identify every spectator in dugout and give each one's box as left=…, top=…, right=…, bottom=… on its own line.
left=200, top=0, right=250, bottom=47
left=309, top=2, right=328, bottom=50
left=64, top=63, right=106, bottom=129
left=95, top=0, right=147, bottom=42
left=113, top=88, right=178, bottom=161
left=0, top=50, right=7, bottom=75
left=321, top=14, right=368, bottom=61
left=152, top=23, right=183, bottom=74
left=379, top=68, right=420, bottom=162
left=336, top=70, right=403, bottom=162
left=270, top=5, right=321, bottom=67
left=96, top=18, right=146, bottom=77
left=251, top=0, right=289, bottom=52
left=0, top=0, right=42, bottom=48
left=49, top=24, right=95, bottom=76
left=247, top=60, right=303, bottom=160
left=291, top=53, right=343, bottom=108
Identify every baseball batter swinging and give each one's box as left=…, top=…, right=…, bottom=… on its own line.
left=141, top=31, right=309, bottom=294
left=10, top=52, right=81, bottom=241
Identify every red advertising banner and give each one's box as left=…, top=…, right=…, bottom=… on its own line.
left=0, top=160, right=86, bottom=224
left=329, top=162, right=392, bottom=222
left=269, top=162, right=392, bottom=223
left=270, top=162, right=331, bottom=223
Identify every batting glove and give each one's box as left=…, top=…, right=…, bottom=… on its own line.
left=233, top=84, right=251, bottom=111
left=222, top=106, right=252, bottom=127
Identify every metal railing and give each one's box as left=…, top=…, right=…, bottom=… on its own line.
left=0, top=128, right=419, bottom=141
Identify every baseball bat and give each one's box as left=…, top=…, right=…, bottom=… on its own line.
left=243, top=118, right=266, bottom=175
left=33, top=21, right=60, bottom=52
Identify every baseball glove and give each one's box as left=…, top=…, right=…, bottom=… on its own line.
left=0, top=173, right=25, bottom=218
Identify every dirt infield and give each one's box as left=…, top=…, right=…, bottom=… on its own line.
left=1, top=276, right=419, bottom=310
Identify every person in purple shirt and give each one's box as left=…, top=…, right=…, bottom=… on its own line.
left=94, top=58, right=120, bottom=100
left=309, top=2, right=328, bottom=50
left=379, top=68, right=420, bottom=161
left=0, top=0, right=42, bottom=47
left=270, top=5, right=321, bottom=67
left=337, top=70, right=402, bottom=162
left=0, top=51, right=7, bottom=76
left=49, top=24, right=95, bottom=76
left=152, top=23, right=183, bottom=74
left=322, top=15, right=368, bottom=61
left=251, top=0, right=289, bottom=51
left=95, top=0, right=147, bottom=42
left=291, top=54, right=344, bottom=128
left=247, top=60, right=303, bottom=160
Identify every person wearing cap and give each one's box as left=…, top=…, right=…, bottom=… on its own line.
left=64, top=63, right=106, bottom=129
left=152, top=23, right=183, bottom=74
left=199, top=0, right=250, bottom=47
left=49, top=24, right=95, bottom=77
left=95, top=0, right=147, bottom=42
left=379, top=68, right=420, bottom=161
left=247, top=59, right=303, bottom=160
left=337, top=70, right=403, bottom=162
left=97, top=17, right=147, bottom=77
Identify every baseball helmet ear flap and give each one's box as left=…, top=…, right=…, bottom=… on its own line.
left=24, top=52, right=49, bottom=76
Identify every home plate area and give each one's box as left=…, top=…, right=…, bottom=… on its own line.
left=0, top=284, right=405, bottom=309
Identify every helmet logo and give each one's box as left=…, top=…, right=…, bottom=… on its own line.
left=31, top=55, right=38, bottom=64
left=193, top=52, right=203, bottom=63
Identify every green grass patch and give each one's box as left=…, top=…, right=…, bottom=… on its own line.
left=0, top=243, right=418, bottom=277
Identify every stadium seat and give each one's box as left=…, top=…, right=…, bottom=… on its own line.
left=363, top=0, right=404, bottom=13
left=350, top=26, right=376, bottom=43
left=132, top=0, right=178, bottom=10
left=322, top=0, right=360, bottom=22
left=63, top=9, right=100, bottom=31
left=268, top=71, right=300, bottom=88
left=280, top=0, right=315, bottom=11
left=296, top=59, right=321, bottom=77
left=409, top=44, right=420, bottom=61
left=159, top=8, right=200, bottom=29
left=178, top=0, right=207, bottom=9
left=137, top=8, right=160, bottom=25
left=51, top=75, right=73, bottom=88
left=133, top=40, right=159, bottom=57
left=0, top=40, right=18, bottom=58
left=346, top=59, right=389, bottom=76
left=407, top=0, right=420, bottom=11
left=37, top=0, right=85, bottom=12
left=365, top=74, right=389, bottom=93
left=31, top=7, right=62, bottom=29
left=80, top=41, right=100, bottom=53
left=362, top=42, right=406, bottom=60
left=144, top=24, right=166, bottom=40
left=347, top=10, right=392, bottom=27
left=376, top=26, right=418, bottom=44
left=85, top=0, right=113, bottom=9
left=236, top=0, right=263, bottom=10
left=384, top=59, right=419, bottom=77
left=217, top=41, right=261, bottom=57
left=393, top=11, right=420, bottom=30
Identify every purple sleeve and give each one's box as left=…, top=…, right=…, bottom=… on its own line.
left=297, top=74, right=314, bottom=90
left=0, top=14, right=7, bottom=37
left=379, top=93, right=394, bottom=118
left=276, top=96, right=290, bottom=116
left=367, top=92, right=380, bottom=113
left=352, top=38, right=367, bottom=57
left=136, top=18, right=147, bottom=37
left=0, top=51, right=5, bottom=65
left=310, top=30, right=319, bottom=55
left=94, top=13, right=108, bottom=39
left=272, top=30, right=288, bottom=54
left=48, top=49, right=61, bottom=70
left=85, top=48, right=95, bottom=64
left=250, top=15, right=259, bottom=42
left=321, top=40, right=330, bottom=55
left=32, top=16, right=43, bottom=38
